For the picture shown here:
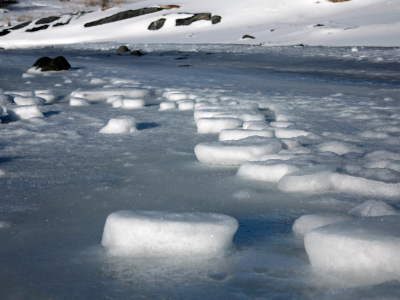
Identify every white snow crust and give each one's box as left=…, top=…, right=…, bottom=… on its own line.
left=99, top=116, right=137, bottom=134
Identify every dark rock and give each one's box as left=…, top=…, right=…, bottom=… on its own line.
left=211, top=15, right=221, bottom=24
left=314, top=24, right=324, bottom=27
left=84, top=7, right=163, bottom=28
left=148, top=18, right=166, bottom=30
left=295, top=44, right=306, bottom=47
left=0, top=29, right=10, bottom=36
left=179, top=65, right=192, bottom=67
left=26, top=25, right=49, bottom=32
left=129, top=50, right=143, bottom=56
left=175, top=57, right=187, bottom=60
left=176, top=13, right=211, bottom=26
left=10, top=21, right=31, bottom=30
left=117, top=53, right=122, bottom=56
left=117, top=46, right=129, bottom=52
left=35, top=16, right=61, bottom=25
left=206, top=53, right=212, bottom=55
left=242, top=35, right=255, bottom=39
left=0, top=47, right=5, bottom=50
left=53, top=18, right=72, bottom=27
left=33, top=56, right=71, bottom=72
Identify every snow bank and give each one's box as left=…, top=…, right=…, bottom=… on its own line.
left=292, top=213, right=353, bottom=236
left=7, top=105, right=44, bottom=121
left=219, top=129, right=274, bottom=141
left=70, top=97, right=90, bottom=106
left=101, top=210, right=239, bottom=257
left=305, top=216, right=400, bottom=284
left=195, top=137, right=282, bottom=165
left=99, top=117, right=137, bottom=134
left=197, top=118, right=243, bottom=134
left=71, top=89, right=152, bottom=102
left=237, top=162, right=299, bottom=182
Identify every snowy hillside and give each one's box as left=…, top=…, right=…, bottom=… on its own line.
left=1, top=0, right=400, bottom=47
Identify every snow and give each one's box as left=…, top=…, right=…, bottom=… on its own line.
left=305, top=216, right=400, bottom=284
left=101, top=210, right=239, bottom=257
left=70, top=97, right=90, bottom=106
left=196, top=118, right=243, bottom=134
left=292, top=213, right=353, bottom=236
left=14, top=96, right=46, bottom=106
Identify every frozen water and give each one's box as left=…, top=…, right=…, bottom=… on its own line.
left=305, top=216, right=400, bottom=284
left=237, top=162, right=300, bottom=182
left=159, top=101, right=177, bottom=110
left=71, top=88, right=152, bottom=102
left=101, top=210, right=239, bottom=257
left=99, top=117, right=137, bottom=134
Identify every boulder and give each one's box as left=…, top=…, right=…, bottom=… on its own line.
left=10, top=21, right=31, bottom=30
left=117, top=46, right=129, bottom=52
left=33, top=56, right=71, bottom=72
left=148, top=18, right=166, bottom=30
left=176, top=13, right=211, bottom=26
left=211, top=15, right=221, bottom=24
left=35, top=16, right=60, bottom=25
left=242, top=35, right=255, bottom=39
left=129, top=50, right=143, bottom=56
left=0, top=29, right=10, bottom=36
left=25, top=25, right=49, bottom=32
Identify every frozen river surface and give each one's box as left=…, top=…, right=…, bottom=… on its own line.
left=0, top=44, right=400, bottom=299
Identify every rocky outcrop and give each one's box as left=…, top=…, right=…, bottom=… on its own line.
left=176, top=13, right=211, bottom=26
left=0, top=29, right=10, bottom=36
left=84, top=7, right=163, bottom=28
left=26, top=25, right=49, bottom=32
left=148, top=18, right=166, bottom=30
left=117, top=46, right=129, bottom=52
left=33, top=56, right=71, bottom=72
left=242, top=35, right=255, bottom=39
left=11, top=21, right=31, bottom=30
left=53, top=18, right=72, bottom=27
left=35, top=16, right=61, bottom=25
left=211, top=15, right=221, bottom=24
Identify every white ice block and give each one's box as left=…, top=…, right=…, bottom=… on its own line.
left=195, top=137, right=282, bottom=166
left=197, top=118, right=243, bottom=134
left=305, top=216, right=400, bottom=284
left=14, top=96, right=45, bottom=106
left=99, top=116, right=137, bottom=134
left=7, top=105, right=44, bottom=120
left=219, top=129, right=275, bottom=141
left=159, top=102, right=177, bottom=111
left=237, top=162, right=299, bottom=182
left=293, top=213, right=353, bottom=236
left=71, top=88, right=151, bottom=102
left=348, top=200, right=399, bottom=217
left=70, top=97, right=90, bottom=106
left=101, top=210, right=239, bottom=257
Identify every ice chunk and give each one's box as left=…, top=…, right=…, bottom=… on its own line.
left=159, top=102, right=177, bottom=111
left=242, top=121, right=268, bottom=130
left=316, top=141, right=362, bottom=155
left=219, top=129, right=274, bottom=141
left=70, top=97, right=90, bottom=106
left=349, top=200, right=399, bottom=217
left=167, top=93, right=189, bottom=101
left=101, top=210, right=239, bottom=257
left=106, top=95, right=125, bottom=103
left=71, top=89, right=151, bottom=102
left=121, top=99, right=146, bottom=109
left=247, top=123, right=271, bottom=130
left=7, top=105, right=44, bottom=121
left=275, top=129, right=310, bottom=139
left=90, top=78, right=106, bottom=85
left=270, top=121, right=295, bottom=128
left=14, top=96, right=46, bottom=106
left=237, top=162, right=299, bottom=182
left=35, top=90, right=57, bottom=103
left=195, top=137, right=282, bottom=166
left=99, top=117, right=137, bottom=134
left=292, top=213, right=353, bottom=236
left=305, top=216, right=400, bottom=284
left=197, top=118, right=243, bottom=134
left=5, top=90, right=35, bottom=98
left=239, top=113, right=265, bottom=122
left=178, top=100, right=195, bottom=110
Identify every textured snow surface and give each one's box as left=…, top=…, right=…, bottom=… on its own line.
left=102, top=210, right=239, bottom=257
